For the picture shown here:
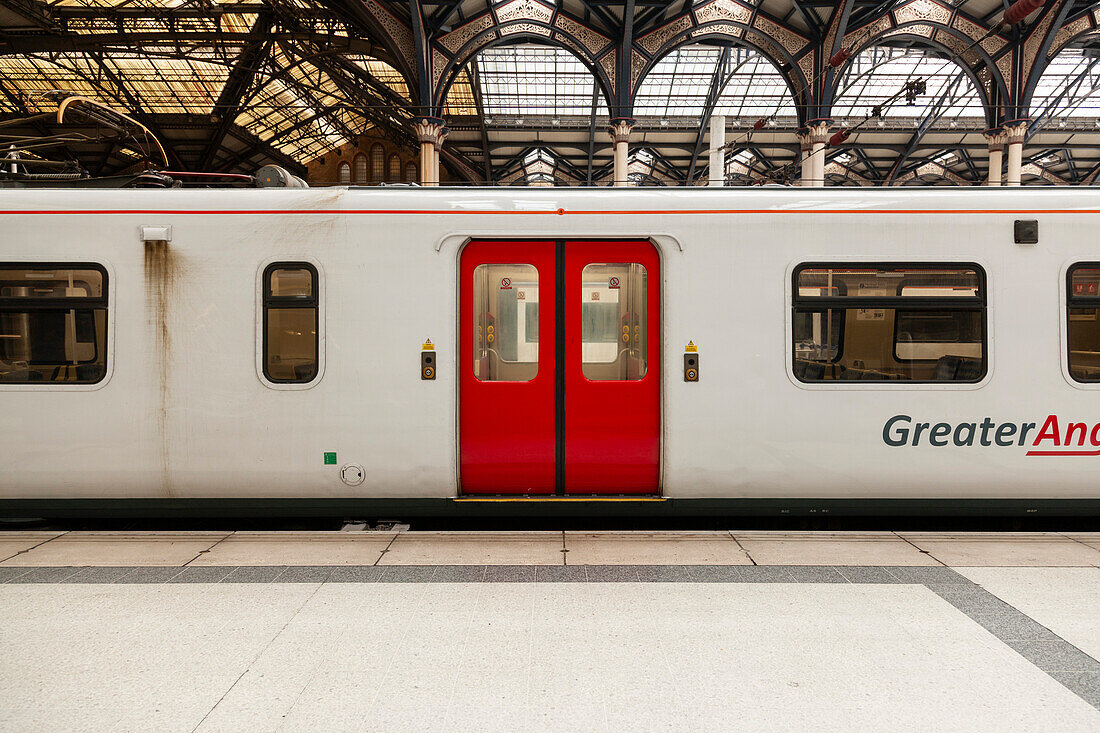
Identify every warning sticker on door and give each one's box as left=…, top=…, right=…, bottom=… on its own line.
left=500, top=277, right=512, bottom=290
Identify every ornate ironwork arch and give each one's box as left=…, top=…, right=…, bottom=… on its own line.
left=632, top=18, right=813, bottom=124
left=433, top=24, right=615, bottom=114
left=830, top=30, right=1004, bottom=128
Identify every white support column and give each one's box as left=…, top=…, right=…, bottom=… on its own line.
left=708, top=114, right=725, bottom=186
left=1004, top=121, right=1027, bottom=187
left=798, top=121, right=830, bottom=186
left=984, top=130, right=1004, bottom=186
left=608, top=118, right=634, bottom=187
left=797, top=132, right=812, bottom=186
left=413, top=117, right=447, bottom=186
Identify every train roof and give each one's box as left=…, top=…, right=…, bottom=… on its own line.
left=0, top=185, right=1097, bottom=216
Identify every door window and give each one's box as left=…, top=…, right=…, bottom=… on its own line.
left=581, top=263, right=647, bottom=380
left=472, top=264, right=538, bottom=381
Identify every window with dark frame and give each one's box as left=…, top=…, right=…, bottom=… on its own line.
left=263, top=262, right=319, bottom=384
left=792, top=263, right=987, bottom=383
left=1067, top=263, right=1100, bottom=383
left=0, top=263, right=108, bottom=384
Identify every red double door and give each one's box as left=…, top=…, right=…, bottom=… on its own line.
left=460, top=240, right=660, bottom=495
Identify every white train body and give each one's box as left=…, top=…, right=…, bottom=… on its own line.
left=0, top=187, right=1097, bottom=515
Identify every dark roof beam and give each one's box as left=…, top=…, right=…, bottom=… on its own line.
left=200, top=16, right=274, bottom=170
left=586, top=79, right=600, bottom=185
left=467, top=56, right=492, bottom=181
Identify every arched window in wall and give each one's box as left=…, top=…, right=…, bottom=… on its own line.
left=338, top=161, right=351, bottom=184
left=405, top=161, right=418, bottom=183
left=389, top=154, right=402, bottom=181
left=354, top=153, right=367, bottom=183
left=370, top=144, right=385, bottom=181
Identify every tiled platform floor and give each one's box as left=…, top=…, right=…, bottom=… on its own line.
left=1, top=532, right=1098, bottom=731
left=3, top=530, right=1099, bottom=568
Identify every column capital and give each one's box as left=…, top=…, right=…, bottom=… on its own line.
left=798, top=119, right=832, bottom=144
left=1003, top=119, right=1028, bottom=143
left=413, top=117, right=448, bottom=147
left=983, top=128, right=1007, bottom=151
left=607, top=117, right=635, bottom=144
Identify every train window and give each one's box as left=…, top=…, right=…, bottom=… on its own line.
left=263, top=263, right=318, bottom=383
left=581, top=263, right=647, bottom=381
left=471, top=264, right=538, bottom=381
left=1067, top=263, right=1100, bottom=383
left=792, top=264, right=986, bottom=383
left=0, top=263, right=108, bottom=384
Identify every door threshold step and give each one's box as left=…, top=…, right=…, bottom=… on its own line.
left=454, top=495, right=667, bottom=502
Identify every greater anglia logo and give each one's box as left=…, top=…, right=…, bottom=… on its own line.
left=883, top=415, right=1100, bottom=456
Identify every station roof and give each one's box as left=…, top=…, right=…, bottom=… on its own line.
left=0, top=0, right=1097, bottom=185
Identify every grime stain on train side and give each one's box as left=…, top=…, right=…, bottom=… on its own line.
left=144, top=240, right=178, bottom=495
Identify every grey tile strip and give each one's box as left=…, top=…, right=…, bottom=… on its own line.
left=916, top=566, right=1100, bottom=710
left=2, top=564, right=1098, bottom=708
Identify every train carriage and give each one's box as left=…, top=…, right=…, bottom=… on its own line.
left=0, top=186, right=1097, bottom=517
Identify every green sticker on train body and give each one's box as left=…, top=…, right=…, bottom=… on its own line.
left=323, top=452, right=337, bottom=465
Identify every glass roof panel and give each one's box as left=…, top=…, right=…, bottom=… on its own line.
left=1029, top=48, right=1100, bottom=120
left=0, top=53, right=227, bottom=114
left=443, top=69, right=475, bottom=116
left=832, top=46, right=985, bottom=121
left=233, top=45, right=367, bottom=161
left=353, top=58, right=411, bottom=101
left=474, top=45, right=607, bottom=118
left=634, top=45, right=796, bottom=121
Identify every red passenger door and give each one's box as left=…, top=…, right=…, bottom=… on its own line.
left=460, top=240, right=659, bottom=495
left=460, top=241, right=557, bottom=494
left=563, top=242, right=660, bottom=493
